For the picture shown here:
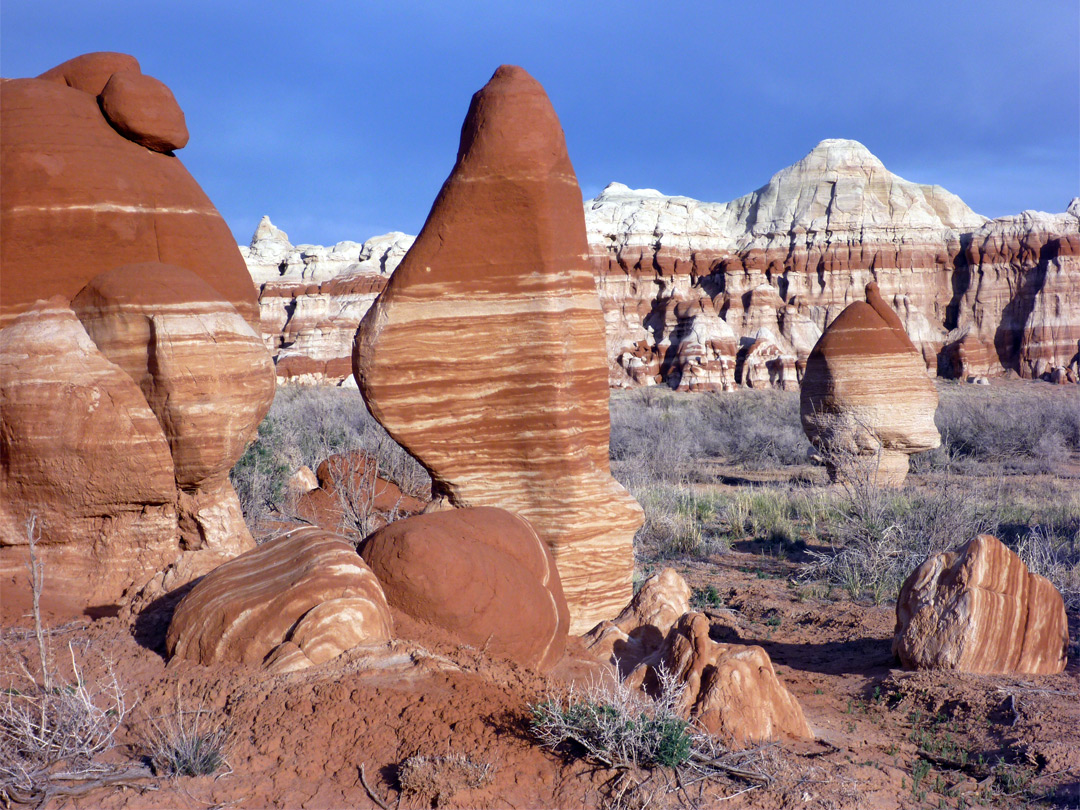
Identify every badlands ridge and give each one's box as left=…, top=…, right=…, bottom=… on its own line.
left=247, top=138, right=1080, bottom=390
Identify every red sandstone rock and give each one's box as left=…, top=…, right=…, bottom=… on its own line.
left=585, top=570, right=812, bottom=747
left=632, top=613, right=813, bottom=747
left=167, top=528, right=392, bottom=670
left=0, top=299, right=179, bottom=619
left=893, top=534, right=1068, bottom=675
left=800, top=282, right=940, bottom=486
left=0, top=55, right=259, bottom=329
left=359, top=507, right=569, bottom=671
left=584, top=568, right=691, bottom=675
left=353, top=65, right=643, bottom=633
left=71, top=263, right=275, bottom=552
left=294, top=451, right=427, bottom=534
left=99, top=70, right=189, bottom=152
left=37, top=51, right=139, bottom=95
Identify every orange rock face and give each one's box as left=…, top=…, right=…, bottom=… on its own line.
left=167, top=528, right=392, bottom=671
left=893, top=534, right=1069, bottom=675
left=587, top=570, right=812, bottom=748
left=628, top=613, right=814, bottom=748
left=800, top=282, right=940, bottom=486
left=71, top=263, right=275, bottom=551
left=0, top=300, right=180, bottom=619
left=584, top=567, right=691, bottom=676
left=359, top=507, right=569, bottom=672
left=353, top=65, right=643, bottom=633
left=0, top=53, right=258, bottom=329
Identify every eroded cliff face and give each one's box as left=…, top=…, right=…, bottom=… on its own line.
left=245, top=140, right=1080, bottom=388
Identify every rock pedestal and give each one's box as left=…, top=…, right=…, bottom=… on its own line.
left=800, top=282, right=940, bottom=486
left=353, top=65, right=643, bottom=633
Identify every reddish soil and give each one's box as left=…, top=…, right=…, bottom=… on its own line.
left=3, top=542, right=1077, bottom=809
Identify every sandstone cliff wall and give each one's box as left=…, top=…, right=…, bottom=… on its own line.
left=245, top=140, right=1079, bottom=388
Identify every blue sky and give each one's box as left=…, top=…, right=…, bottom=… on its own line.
left=3, top=0, right=1077, bottom=246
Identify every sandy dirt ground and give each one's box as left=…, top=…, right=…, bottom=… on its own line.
left=3, top=535, right=1077, bottom=810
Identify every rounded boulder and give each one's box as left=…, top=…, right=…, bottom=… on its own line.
left=359, top=507, right=569, bottom=671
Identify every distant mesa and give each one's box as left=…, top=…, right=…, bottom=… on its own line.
left=894, top=534, right=1069, bottom=675
left=353, top=64, right=644, bottom=634
left=799, top=281, right=941, bottom=487
left=245, top=139, right=1080, bottom=389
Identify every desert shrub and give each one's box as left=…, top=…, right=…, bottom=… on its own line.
left=529, top=669, right=694, bottom=770
left=144, top=698, right=230, bottom=778
left=699, top=390, right=812, bottom=468
left=230, top=385, right=430, bottom=533
left=916, top=384, right=1080, bottom=473
left=1, top=519, right=134, bottom=804
left=609, top=389, right=813, bottom=485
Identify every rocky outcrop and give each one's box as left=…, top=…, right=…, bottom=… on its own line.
left=893, top=534, right=1069, bottom=675
left=1, top=53, right=259, bottom=330
left=0, top=300, right=180, bottom=619
left=627, top=612, right=814, bottom=748
left=586, top=570, right=812, bottom=748
left=294, top=451, right=428, bottom=536
left=584, top=568, right=691, bottom=675
left=167, top=527, right=392, bottom=671
left=243, top=217, right=413, bottom=384
left=353, top=65, right=643, bottom=633
left=0, top=54, right=276, bottom=621
left=800, top=282, right=940, bottom=486
left=71, top=263, right=275, bottom=551
left=359, top=508, right=569, bottom=671
left=245, top=140, right=1079, bottom=388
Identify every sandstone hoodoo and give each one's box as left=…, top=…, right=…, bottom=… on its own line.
left=71, top=263, right=276, bottom=552
left=893, top=534, right=1069, bottom=675
left=800, top=282, right=940, bottom=486
left=0, top=53, right=259, bottom=329
left=1, top=54, right=276, bottom=621
left=167, top=527, right=393, bottom=672
left=353, top=65, right=644, bottom=633
left=0, top=299, right=180, bottom=620
left=360, top=507, right=569, bottom=672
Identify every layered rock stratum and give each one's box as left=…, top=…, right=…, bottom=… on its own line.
left=246, top=140, right=1079, bottom=388
left=1, top=52, right=259, bottom=330
left=167, top=527, right=393, bottom=672
left=353, top=65, right=644, bottom=633
left=0, top=54, right=275, bottom=620
left=893, top=534, right=1069, bottom=675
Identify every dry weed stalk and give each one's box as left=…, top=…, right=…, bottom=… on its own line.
left=142, top=688, right=231, bottom=778
left=0, top=517, right=147, bottom=807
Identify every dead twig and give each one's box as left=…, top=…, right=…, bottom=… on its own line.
left=359, top=763, right=390, bottom=810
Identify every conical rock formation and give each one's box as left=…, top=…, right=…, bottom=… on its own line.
left=353, top=66, right=643, bottom=633
left=800, top=282, right=940, bottom=486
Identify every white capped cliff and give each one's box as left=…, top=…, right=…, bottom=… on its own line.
left=245, top=140, right=1080, bottom=388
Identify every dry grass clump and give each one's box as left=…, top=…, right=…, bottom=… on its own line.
left=397, top=751, right=495, bottom=805
left=231, top=385, right=430, bottom=533
left=143, top=694, right=231, bottom=778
